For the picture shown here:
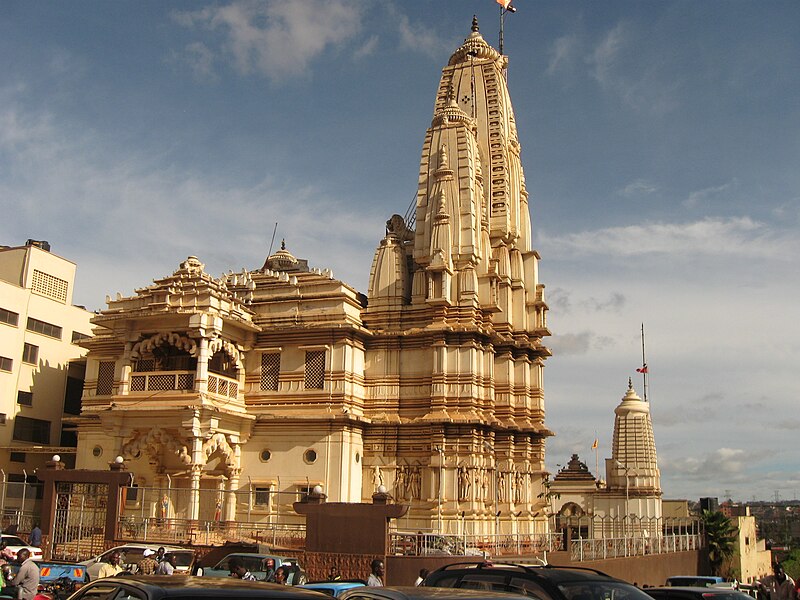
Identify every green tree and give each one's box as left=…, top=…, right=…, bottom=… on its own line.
left=702, top=510, right=738, bottom=576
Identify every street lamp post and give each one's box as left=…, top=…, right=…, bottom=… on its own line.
left=615, top=460, right=631, bottom=553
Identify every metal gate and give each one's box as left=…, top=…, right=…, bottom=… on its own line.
left=51, top=482, right=109, bottom=561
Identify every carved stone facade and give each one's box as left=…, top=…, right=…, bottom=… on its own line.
left=75, top=19, right=551, bottom=534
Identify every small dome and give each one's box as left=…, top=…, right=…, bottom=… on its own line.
left=448, top=16, right=502, bottom=66
left=264, top=240, right=299, bottom=272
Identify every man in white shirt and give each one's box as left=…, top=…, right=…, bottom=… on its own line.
left=367, top=559, right=384, bottom=587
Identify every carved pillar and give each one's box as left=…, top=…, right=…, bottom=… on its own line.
left=196, top=337, right=210, bottom=392
left=188, top=465, right=202, bottom=521
left=119, top=342, right=133, bottom=395
left=225, top=467, right=241, bottom=522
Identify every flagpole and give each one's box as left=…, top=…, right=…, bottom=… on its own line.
left=641, top=323, right=648, bottom=402
left=594, top=432, right=599, bottom=480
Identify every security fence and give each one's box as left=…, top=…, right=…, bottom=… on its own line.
left=0, top=474, right=43, bottom=536
left=389, top=531, right=562, bottom=558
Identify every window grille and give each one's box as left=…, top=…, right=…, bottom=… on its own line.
left=17, top=391, right=33, bottom=406
left=13, top=416, right=50, bottom=444
left=96, top=361, right=115, bottom=395
left=31, top=269, right=68, bottom=303
left=260, top=353, right=280, bottom=390
left=304, top=350, right=325, bottom=389
left=148, top=374, right=174, bottom=391
left=26, top=317, right=62, bottom=339
left=130, top=375, right=145, bottom=392
left=0, top=308, right=19, bottom=326
left=22, top=343, right=38, bottom=365
left=177, top=373, right=194, bottom=390
left=252, top=486, right=271, bottom=507
left=134, top=358, right=155, bottom=372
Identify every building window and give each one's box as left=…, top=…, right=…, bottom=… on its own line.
left=12, top=416, right=50, bottom=444
left=253, top=486, right=271, bottom=508
left=295, top=484, right=316, bottom=503
left=304, top=351, right=325, bottom=389
left=96, top=361, right=115, bottom=395
left=26, top=317, right=62, bottom=339
left=31, top=269, right=68, bottom=303
left=9, top=452, right=26, bottom=463
left=260, top=450, right=271, bottom=462
left=304, top=449, right=318, bottom=464
left=22, top=343, right=38, bottom=365
left=17, top=391, right=33, bottom=407
left=260, top=353, right=280, bottom=391
left=0, top=308, right=19, bottom=327
left=0, top=356, right=13, bottom=372
left=71, top=331, right=91, bottom=344
left=92, top=446, right=103, bottom=457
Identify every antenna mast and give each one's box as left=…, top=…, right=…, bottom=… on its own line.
left=267, top=222, right=278, bottom=257
left=641, top=323, right=648, bottom=402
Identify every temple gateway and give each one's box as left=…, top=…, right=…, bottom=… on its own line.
left=75, top=19, right=553, bottom=535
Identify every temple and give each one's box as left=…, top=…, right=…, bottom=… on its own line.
left=74, top=18, right=551, bottom=534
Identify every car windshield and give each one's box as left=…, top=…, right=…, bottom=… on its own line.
left=2, top=537, right=26, bottom=546
left=559, top=581, right=656, bottom=600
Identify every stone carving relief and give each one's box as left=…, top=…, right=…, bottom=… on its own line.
left=458, top=466, right=472, bottom=501
left=202, top=432, right=236, bottom=473
left=122, top=427, right=191, bottom=466
left=130, top=332, right=197, bottom=360
left=208, top=338, right=243, bottom=369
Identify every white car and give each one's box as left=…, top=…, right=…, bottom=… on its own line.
left=1, top=534, right=43, bottom=561
left=80, top=544, right=194, bottom=580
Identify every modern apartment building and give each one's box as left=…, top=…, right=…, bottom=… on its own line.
left=0, top=240, right=93, bottom=480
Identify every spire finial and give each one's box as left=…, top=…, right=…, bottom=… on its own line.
left=281, top=239, right=286, bottom=250
left=446, top=83, right=457, bottom=107
left=627, top=377, right=633, bottom=390
left=471, top=15, right=479, bottom=33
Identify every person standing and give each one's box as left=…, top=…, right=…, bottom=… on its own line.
left=367, top=559, right=384, bottom=587
left=759, top=565, right=795, bottom=600
left=13, top=549, right=39, bottom=600
left=98, top=552, right=123, bottom=579
left=137, top=550, right=159, bottom=575
left=27, top=525, right=41, bottom=548
left=155, top=553, right=175, bottom=575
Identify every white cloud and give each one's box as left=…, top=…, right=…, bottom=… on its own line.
left=683, top=179, right=738, bottom=208
left=394, top=11, right=451, bottom=60
left=619, top=179, right=658, bottom=198
left=172, top=0, right=364, bottom=81
left=547, top=34, right=579, bottom=75
left=541, top=217, right=800, bottom=260
left=549, top=331, right=615, bottom=356
left=588, top=23, right=626, bottom=87
left=354, top=35, right=379, bottom=60
left=0, top=93, right=381, bottom=309
left=179, top=42, right=217, bottom=82
left=661, top=448, right=756, bottom=481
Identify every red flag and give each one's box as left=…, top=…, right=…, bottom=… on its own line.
left=636, top=365, right=648, bottom=374
left=496, top=0, right=512, bottom=7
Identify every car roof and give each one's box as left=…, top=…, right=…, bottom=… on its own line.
left=650, top=587, right=747, bottom=593
left=90, top=575, right=328, bottom=598
left=341, top=587, right=532, bottom=600
left=426, top=562, right=619, bottom=584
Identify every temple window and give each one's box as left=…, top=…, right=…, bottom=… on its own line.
left=304, top=350, right=325, bottom=389
left=134, top=343, right=196, bottom=372
left=209, top=349, right=238, bottom=379
left=260, top=352, right=280, bottom=391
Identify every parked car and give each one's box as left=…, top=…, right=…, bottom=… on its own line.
left=197, top=552, right=306, bottom=584
left=80, top=545, right=195, bottom=580
left=339, top=586, right=534, bottom=600
left=666, top=577, right=726, bottom=588
left=422, top=561, right=656, bottom=600
left=65, top=575, right=330, bottom=600
left=299, top=581, right=367, bottom=597
left=646, top=587, right=756, bottom=600
left=1, top=534, right=43, bottom=561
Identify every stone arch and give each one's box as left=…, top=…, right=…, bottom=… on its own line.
left=122, top=427, right=191, bottom=465
left=208, top=338, right=242, bottom=370
left=131, top=332, right=197, bottom=360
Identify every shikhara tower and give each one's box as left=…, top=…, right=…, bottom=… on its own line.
left=74, top=19, right=551, bottom=535
left=364, top=17, right=551, bottom=532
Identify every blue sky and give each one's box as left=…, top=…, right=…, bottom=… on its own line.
left=2, top=0, right=799, bottom=503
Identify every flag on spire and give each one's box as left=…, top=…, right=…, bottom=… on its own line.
left=496, top=0, right=513, bottom=7
left=636, top=364, right=648, bottom=374
left=591, top=438, right=598, bottom=450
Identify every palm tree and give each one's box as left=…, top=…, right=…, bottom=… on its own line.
left=702, top=510, right=738, bottom=576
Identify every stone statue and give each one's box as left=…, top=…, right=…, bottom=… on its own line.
left=458, top=466, right=472, bottom=501
left=408, top=466, right=421, bottom=499
left=372, top=465, right=383, bottom=489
